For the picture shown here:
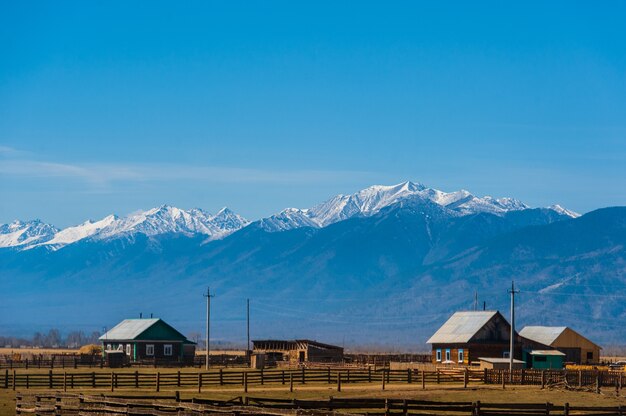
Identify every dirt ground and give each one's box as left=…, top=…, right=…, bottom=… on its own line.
left=2, top=381, right=626, bottom=416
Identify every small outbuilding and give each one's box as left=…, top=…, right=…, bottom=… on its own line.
left=478, top=357, right=525, bottom=370
left=519, top=326, right=601, bottom=364
left=252, top=339, right=343, bottom=366
left=99, top=318, right=195, bottom=366
left=526, top=350, right=565, bottom=369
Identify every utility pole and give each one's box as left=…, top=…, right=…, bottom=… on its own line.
left=246, top=298, right=250, bottom=366
left=508, top=281, right=519, bottom=380
left=204, top=287, right=214, bottom=370
left=474, top=291, right=478, bottom=311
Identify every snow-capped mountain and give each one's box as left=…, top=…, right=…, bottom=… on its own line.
left=0, top=181, right=580, bottom=248
left=0, top=206, right=250, bottom=250
left=0, top=220, right=58, bottom=248
left=256, top=181, right=578, bottom=232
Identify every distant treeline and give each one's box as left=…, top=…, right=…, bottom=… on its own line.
left=0, top=329, right=101, bottom=349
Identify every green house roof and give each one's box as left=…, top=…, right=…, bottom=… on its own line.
left=99, top=318, right=190, bottom=342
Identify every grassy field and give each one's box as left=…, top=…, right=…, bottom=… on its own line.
left=2, top=380, right=626, bottom=416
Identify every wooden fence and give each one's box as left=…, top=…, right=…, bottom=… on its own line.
left=3, top=368, right=623, bottom=393
left=2, top=368, right=478, bottom=392
left=15, top=393, right=626, bottom=416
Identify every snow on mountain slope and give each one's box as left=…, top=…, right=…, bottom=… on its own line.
left=1, top=206, right=249, bottom=250
left=257, top=208, right=319, bottom=232
left=257, top=181, right=566, bottom=232
left=0, top=220, right=58, bottom=248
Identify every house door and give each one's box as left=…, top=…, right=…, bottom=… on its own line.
left=298, top=351, right=305, bottom=362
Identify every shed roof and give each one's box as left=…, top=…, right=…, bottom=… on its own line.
left=478, top=357, right=525, bottom=364
left=427, top=311, right=500, bottom=344
left=99, top=318, right=188, bottom=342
left=529, top=350, right=566, bottom=356
left=519, top=326, right=567, bottom=346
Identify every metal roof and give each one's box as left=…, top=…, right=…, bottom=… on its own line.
left=519, top=326, right=567, bottom=346
left=99, top=319, right=160, bottom=341
left=427, top=311, right=499, bottom=344
left=529, top=350, right=566, bottom=356
left=478, top=357, right=525, bottom=364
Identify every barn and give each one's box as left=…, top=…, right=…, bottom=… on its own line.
left=252, top=339, right=343, bottom=366
left=426, top=311, right=528, bottom=365
left=519, top=326, right=601, bottom=364
left=99, top=318, right=196, bottom=365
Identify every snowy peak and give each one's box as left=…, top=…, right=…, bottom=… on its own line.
left=0, top=220, right=58, bottom=248
left=548, top=204, right=581, bottom=218
left=1, top=206, right=249, bottom=250
left=257, top=181, right=576, bottom=232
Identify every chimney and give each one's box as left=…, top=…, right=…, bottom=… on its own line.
left=150, top=313, right=153, bottom=318
left=483, top=301, right=486, bottom=311
left=140, top=312, right=142, bottom=319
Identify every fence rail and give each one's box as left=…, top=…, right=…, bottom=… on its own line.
left=3, top=368, right=624, bottom=393
left=15, top=392, right=626, bottom=416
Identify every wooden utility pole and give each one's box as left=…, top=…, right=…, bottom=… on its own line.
left=204, top=287, right=214, bottom=370
left=508, top=280, right=519, bottom=382
left=247, top=298, right=250, bottom=366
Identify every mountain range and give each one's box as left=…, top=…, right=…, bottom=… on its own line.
left=1, top=181, right=624, bottom=349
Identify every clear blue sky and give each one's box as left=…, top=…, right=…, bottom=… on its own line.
left=1, top=1, right=625, bottom=227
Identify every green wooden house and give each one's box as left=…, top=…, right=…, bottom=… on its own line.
left=99, top=318, right=195, bottom=365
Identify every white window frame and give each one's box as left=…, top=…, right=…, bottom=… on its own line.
left=458, top=349, right=464, bottom=363
left=106, top=344, right=112, bottom=351
left=146, top=344, right=154, bottom=356
left=436, top=349, right=442, bottom=362
left=126, top=344, right=131, bottom=356
left=164, top=344, right=173, bottom=356
left=445, top=349, right=451, bottom=361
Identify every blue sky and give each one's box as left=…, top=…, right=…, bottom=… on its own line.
left=1, top=1, right=625, bottom=227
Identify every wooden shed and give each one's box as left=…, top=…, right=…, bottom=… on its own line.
left=526, top=350, right=566, bottom=369
left=427, top=311, right=526, bottom=365
left=99, top=318, right=195, bottom=366
left=252, top=339, right=343, bottom=366
left=478, top=357, right=525, bottom=370
left=519, top=326, right=601, bottom=364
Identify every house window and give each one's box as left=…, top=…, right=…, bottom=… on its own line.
left=106, top=344, right=112, bottom=350
left=534, top=355, right=547, bottom=362
left=126, top=344, right=131, bottom=355
left=586, top=352, right=593, bottom=360
left=146, top=344, right=154, bottom=356
left=503, top=351, right=510, bottom=358
left=436, top=349, right=442, bottom=362
left=458, top=349, right=464, bottom=363
left=445, top=349, right=451, bottom=361
left=164, top=344, right=173, bottom=356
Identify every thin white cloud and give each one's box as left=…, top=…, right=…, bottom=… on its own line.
left=0, top=157, right=375, bottom=187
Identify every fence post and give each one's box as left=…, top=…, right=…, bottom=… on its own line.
left=49, top=370, right=53, bottom=389
left=337, top=372, right=341, bottom=392
left=135, top=371, right=139, bottom=388
left=12, top=371, right=16, bottom=391
left=382, top=370, right=386, bottom=390
left=464, top=368, right=468, bottom=388
left=421, top=369, right=425, bottom=389
left=384, top=398, right=390, bottom=416
left=156, top=372, right=160, bottom=392
left=476, top=400, right=481, bottom=416
left=302, top=367, right=305, bottom=384
left=92, top=372, right=95, bottom=388
left=54, top=393, right=62, bottom=416
left=407, top=369, right=412, bottom=384
left=595, top=371, right=600, bottom=394
left=521, top=369, right=525, bottom=385
left=502, top=370, right=505, bottom=389
left=244, top=371, right=248, bottom=393
left=4, top=369, right=7, bottom=389
left=26, top=374, right=29, bottom=390
left=177, top=370, right=181, bottom=387
left=198, top=373, right=202, bottom=393
left=347, top=369, right=350, bottom=384
left=564, top=402, right=569, bottom=416
left=282, top=370, right=285, bottom=385
left=110, top=372, right=114, bottom=392
left=289, top=372, right=294, bottom=392
left=541, top=370, right=546, bottom=389
left=71, top=374, right=74, bottom=389
left=546, top=402, right=551, bottom=415
left=484, top=368, right=488, bottom=384
left=368, top=367, right=372, bottom=383
left=220, top=368, right=223, bottom=386
left=578, top=370, right=582, bottom=388
left=260, top=368, right=264, bottom=385
left=63, top=372, right=67, bottom=392
left=436, top=369, right=440, bottom=384
left=327, top=367, right=331, bottom=384
left=74, top=357, right=77, bottom=369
